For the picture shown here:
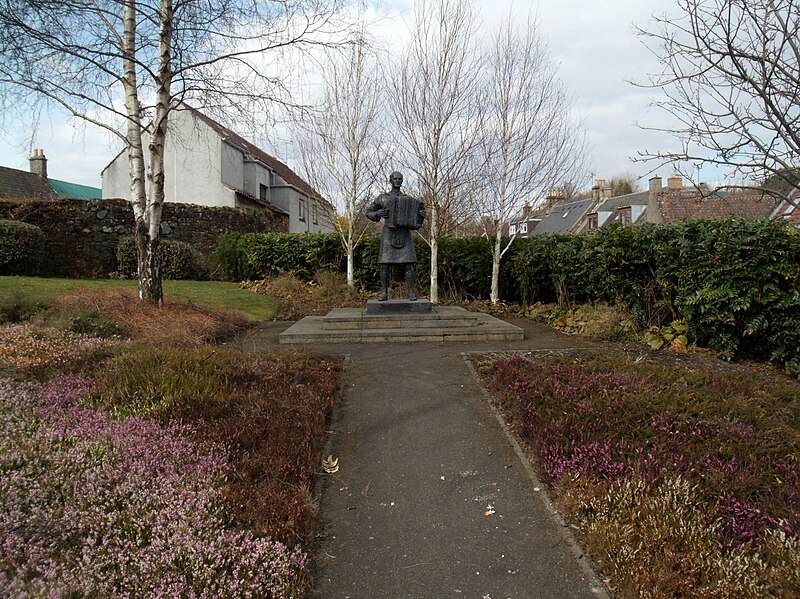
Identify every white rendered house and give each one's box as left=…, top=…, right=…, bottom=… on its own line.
left=101, top=106, right=333, bottom=233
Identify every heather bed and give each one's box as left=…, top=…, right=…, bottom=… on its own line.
left=473, top=350, right=800, bottom=597
left=0, top=291, right=342, bottom=597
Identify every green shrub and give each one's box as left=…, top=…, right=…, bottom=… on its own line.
left=69, top=309, right=127, bottom=338
left=116, top=236, right=209, bottom=280
left=95, top=344, right=242, bottom=418
left=0, top=219, right=45, bottom=275
left=0, top=290, right=48, bottom=323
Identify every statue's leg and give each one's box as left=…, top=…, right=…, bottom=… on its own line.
left=379, top=265, right=389, bottom=301
left=405, top=264, right=416, bottom=301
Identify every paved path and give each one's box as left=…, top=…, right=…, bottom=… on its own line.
left=233, top=318, right=608, bottom=599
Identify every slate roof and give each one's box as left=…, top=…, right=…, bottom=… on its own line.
left=0, top=166, right=56, bottom=201
left=532, top=198, right=595, bottom=234
left=659, top=189, right=777, bottom=222
left=591, top=191, right=650, bottom=226
left=187, top=107, right=322, bottom=201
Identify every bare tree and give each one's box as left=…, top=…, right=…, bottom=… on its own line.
left=480, top=10, right=587, bottom=304
left=0, top=0, right=349, bottom=302
left=635, top=0, right=800, bottom=204
left=393, top=0, right=484, bottom=304
left=296, top=25, right=388, bottom=287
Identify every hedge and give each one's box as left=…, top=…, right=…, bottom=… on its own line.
left=210, top=221, right=800, bottom=374
left=511, top=220, right=800, bottom=374
left=0, top=219, right=45, bottom=276
left=116, top=237, right=209, bottom=280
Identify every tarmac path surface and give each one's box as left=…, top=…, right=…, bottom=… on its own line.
left=232, top=319, right=609, bottom=599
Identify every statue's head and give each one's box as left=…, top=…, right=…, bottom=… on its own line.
left=389, top=171, right=403, bottom=187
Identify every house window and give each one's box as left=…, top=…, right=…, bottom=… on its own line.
left=520, top=222, right=528, bottom=234
left=259, top=184, right=267, bottom=203
left=269, top=171, right=276, bottom=186
left=313, top=202, right=319, bottom=225
left=509, top=224, right=517, bottom=236
left=618, top=206, right=632, bottom=225
left=298, top=198, right=306, bottom=221
left=587, top=212, right=598, bottom=230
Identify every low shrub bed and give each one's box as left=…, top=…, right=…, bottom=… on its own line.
left=476, top=351, right=800, bottom=597
left=0, top=290, right=343, bottom=596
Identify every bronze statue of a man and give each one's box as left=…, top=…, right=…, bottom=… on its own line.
left=366, top=171, right=426, bottom=301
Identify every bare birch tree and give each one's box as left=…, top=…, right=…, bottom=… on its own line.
left=296, top=26, right=388, bottom=287
left=393, top=0, right=484, bottom=304
left=0, top=0, right=349, bottom=303
left=635, top=0, right=800, bottom=204
left=480, top=10, right=587, bottom=304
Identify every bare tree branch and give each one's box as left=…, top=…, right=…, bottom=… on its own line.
left=634, top=0, right=800, bottom=206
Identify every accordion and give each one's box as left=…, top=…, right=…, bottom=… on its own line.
left=386, top=195, right=423, bottom=229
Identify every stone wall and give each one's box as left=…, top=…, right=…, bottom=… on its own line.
left=0, top=197, right=288, bottom=277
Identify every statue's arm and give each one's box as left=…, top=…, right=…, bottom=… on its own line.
left=366, top=197, right=386, bottom=223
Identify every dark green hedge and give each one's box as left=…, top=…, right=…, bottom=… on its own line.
left=116, top=236, right=209, bottom=280
left=512, top=220, right=800, bottom=374
left=211, top=222, right=800, bottom=374
left=0, top=219, right=45, bottom=275
left=211, top=231, right=523, bottom=301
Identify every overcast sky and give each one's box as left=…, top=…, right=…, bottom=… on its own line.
left=0, top=0, right=682, bottom=190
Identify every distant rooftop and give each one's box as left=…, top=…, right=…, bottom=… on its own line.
left=48, top=178, right=102, bottom=200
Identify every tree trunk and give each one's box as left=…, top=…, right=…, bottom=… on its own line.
left=490, top=224, right=502, bottom=304
left=346, top=230, right=355, bottom=287
left=429, top=202, right=439, bottom=303
left=136, top=219, right=162, bottom=303
left=134, top=0, right=173, bottom=305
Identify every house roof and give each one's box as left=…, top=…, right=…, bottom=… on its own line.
left=771, top=190, right=800, bottom=225
left=0, top=166, right=56, bottom=201
left=187, top=107, right=322, bottom=201
left=532, top=198, right=595, bottom=234
left=594, top=191, right=649, bottom=212
left=660, top=189, right=777, bottom=222
left=48, top=178, right=102, bottom=199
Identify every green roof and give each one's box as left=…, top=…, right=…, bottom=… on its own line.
left=48, top=178, right=102, bottom=199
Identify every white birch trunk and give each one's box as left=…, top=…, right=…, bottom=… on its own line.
left=346, top=230, right=355, bottom=287
left=490, top=223, right=503, bottom=304
left=429, top=202, right=439, bottom=303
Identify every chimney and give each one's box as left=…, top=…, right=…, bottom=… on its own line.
left=29, top=148, right=48, bottom=179
left=647, top=176, right=665, bottom=224
left=522, top=200, right=531, bottom=219
left=667, top=174, right=683, bottom=190
left=648, top=176, right=663, bottom=194
left=545, top=188, right=564, bottom=211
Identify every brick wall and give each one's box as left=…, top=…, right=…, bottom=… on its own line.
left=0, top=197, right=288, bottom=277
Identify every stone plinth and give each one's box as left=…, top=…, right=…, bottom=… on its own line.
left=279, top=305, right=524, bottom=344
left=366, top=299, right=433, bottom=315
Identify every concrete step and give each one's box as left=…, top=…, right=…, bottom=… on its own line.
left=279, top=306, right=524, bottom=344
left=322, top=307, right=481, bottom=330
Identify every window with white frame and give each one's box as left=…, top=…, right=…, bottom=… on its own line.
left=298, top=198, right=306, bottom=222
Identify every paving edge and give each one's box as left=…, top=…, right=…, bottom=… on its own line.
left=461, top=350, right=611, bottom=599
left=312, top=353, right=351, bottom=511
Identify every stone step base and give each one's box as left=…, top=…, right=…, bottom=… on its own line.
left=322, top=306, right=480, bottom=330
left=279, top=306, right=524, bottom=344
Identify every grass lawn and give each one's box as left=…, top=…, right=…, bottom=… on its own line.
left=0, top=276, right=279, bottom=321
